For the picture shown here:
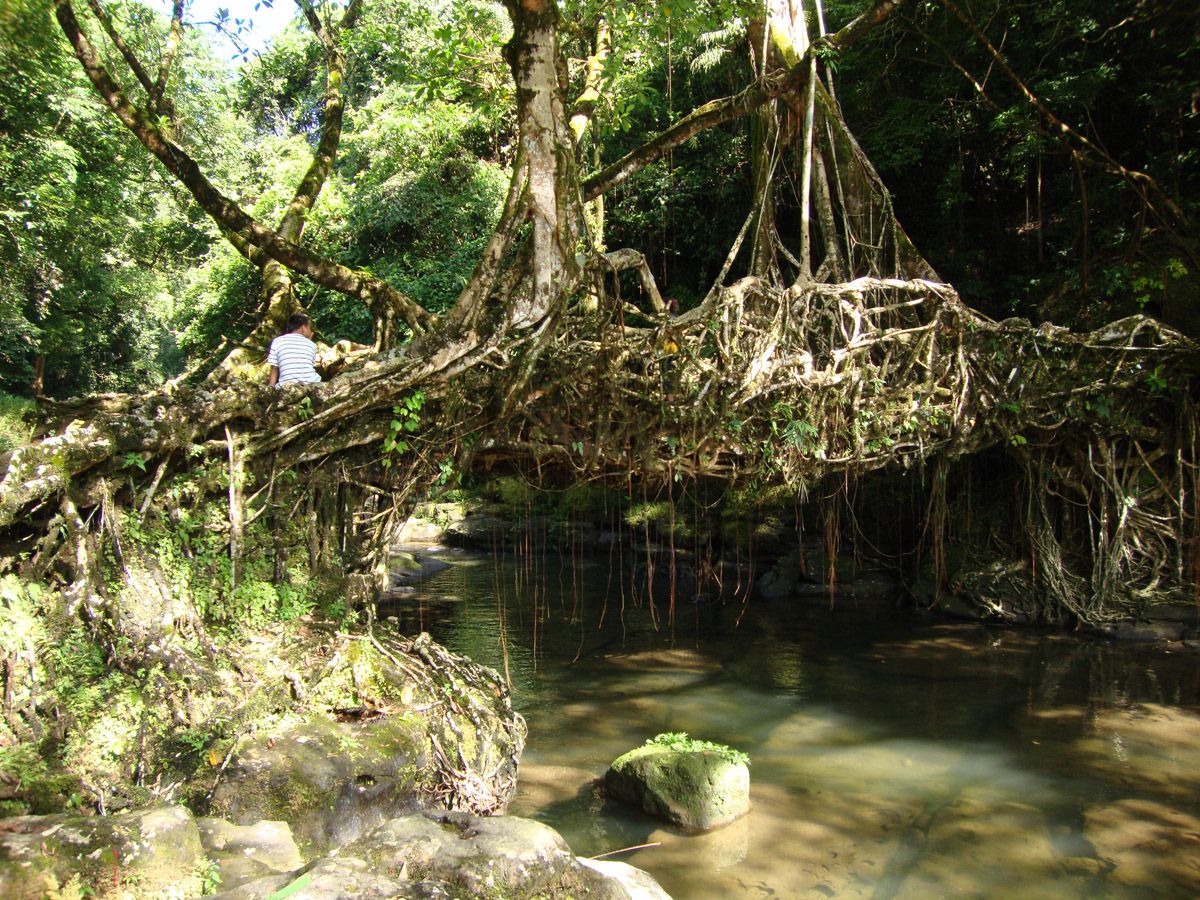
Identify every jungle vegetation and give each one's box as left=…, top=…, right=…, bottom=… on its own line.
left=0, top=0, right=1196, bottom=816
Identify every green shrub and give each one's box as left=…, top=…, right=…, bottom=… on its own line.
left=0, top=391, right=33, bottom=453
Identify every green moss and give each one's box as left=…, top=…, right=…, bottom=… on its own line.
left=0, top=743, right=86, bottom=816
left=625, top=500, right=672, bottom=526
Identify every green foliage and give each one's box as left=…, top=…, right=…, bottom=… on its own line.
left=230, top=580, right=282, bottom=628
left=121, top=452, right=148, bottom=472
left=0, top=743, right=84, bottom=817
left=0, top=390, right=33, bottom=452
left=175, top=244, right=262, bottom=358
left=0, top=574, right=146, bottom=814
left=339, top=93, right=509, bottom=317
left=625, top=500, right=673, bottom=527
left=771, top=402, right=820, bottom=453
left=0, top=0, right=236, bottom=396
left=196, top=858, right=223, bottom=896
left=831, top=0, right=1199, bottom=326
left=560, top=482, right=619, bottom=519
left=487, top=475, right=537, bottom=509
left=322, top=598, right=353, bottom=627
left=646, top=731, right=750, bottom=767
left=382, top=389, right=425, bottom=466
left=0, top=574, right=48, bottom=667
left=119, top=492, right=317, bottom=631
left=1143, top=366, right=1168, bottom=394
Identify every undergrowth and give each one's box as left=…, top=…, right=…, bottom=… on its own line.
left=0, top=390, right=33, bottom=453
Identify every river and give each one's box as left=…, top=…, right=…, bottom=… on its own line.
left=381, top=547, right=1200, bottom=899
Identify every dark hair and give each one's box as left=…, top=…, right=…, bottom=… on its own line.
left=285, top=312, right=312, bottom=334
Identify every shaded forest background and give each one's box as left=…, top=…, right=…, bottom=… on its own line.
left=2, top=0, right=1196, bottom=410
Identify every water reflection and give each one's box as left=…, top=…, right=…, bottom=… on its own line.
left=382, top=550, right=1200, bottom=898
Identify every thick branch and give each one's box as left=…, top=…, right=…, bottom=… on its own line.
left=824, top=0, right=908, bottom=52
left=85, top=0, right=157, bottom=100
left=583, top=71, right=802, bottom=202
left=569, top=16, right=610, bottom=142
left=277, top=2, right=351, bottom=242
left=602, top=249, right=664, bottom=312
left=150, top=1, right=184, bottom=116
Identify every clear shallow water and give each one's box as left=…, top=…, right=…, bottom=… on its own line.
left=383, top=550, right=1200, bottom=899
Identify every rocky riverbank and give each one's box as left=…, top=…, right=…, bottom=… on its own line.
left=0, top=626, right=670, bottom=898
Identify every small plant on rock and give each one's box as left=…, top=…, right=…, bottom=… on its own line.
left=646, top=732, right=750, bottom=767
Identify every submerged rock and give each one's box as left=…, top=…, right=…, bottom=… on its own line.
left=757, top=548, right=901, bottom=603
left=1083, top=798, right=1200, bottom=894
left=605, top=741, right=750, bottom=831
left=0, top=804, right=204, bottom=900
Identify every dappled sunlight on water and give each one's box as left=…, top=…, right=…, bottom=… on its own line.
left=1083, top=799, right=1200, bottom=893
left=1070, top=704, right=1200, bottom=800
left=386, top=551, right=1200, bottom=898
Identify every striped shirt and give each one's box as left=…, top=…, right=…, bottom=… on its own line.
left=267, top=332, right=321, bottom=386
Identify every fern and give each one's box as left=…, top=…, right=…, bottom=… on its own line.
left=646, top=731, right=750, bottom=767
left=690, top=21, right=747, bottom=74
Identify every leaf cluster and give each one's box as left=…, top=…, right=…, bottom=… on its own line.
left=646, top=730, right=750, bottom=767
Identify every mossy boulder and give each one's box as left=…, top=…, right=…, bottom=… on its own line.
left=205, top=811, right=672, bottom=900
left=347, top=810, right=664, bottom=899
left=605, top=736, right=750, bottom=831
left=0, top=803, right=204, bottom=899
left=203, top=632, right=526, bottom=856
left=207, top=856, right=423, bottom=899
left=205, top=714, right=429, bottom=856
left=351, top=811, right=576, bottom=896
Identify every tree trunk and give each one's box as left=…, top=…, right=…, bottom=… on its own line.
left=748, top=1, right=810, bottom=278
left=502, top=0, right=586, bottom=328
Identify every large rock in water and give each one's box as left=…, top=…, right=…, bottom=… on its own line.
left=0, top=804, right=204, bottom=899
left=605, top=743, right=750, bottom=831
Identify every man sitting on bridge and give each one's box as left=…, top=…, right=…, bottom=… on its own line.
left=267, top=313, right=322, bottom=388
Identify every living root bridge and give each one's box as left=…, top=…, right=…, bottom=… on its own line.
left=0, top=274, right=1197, bottom=625
left=505, top=275, right=1196, bottom=481
left=485, top=274, right=1199, bottom=623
